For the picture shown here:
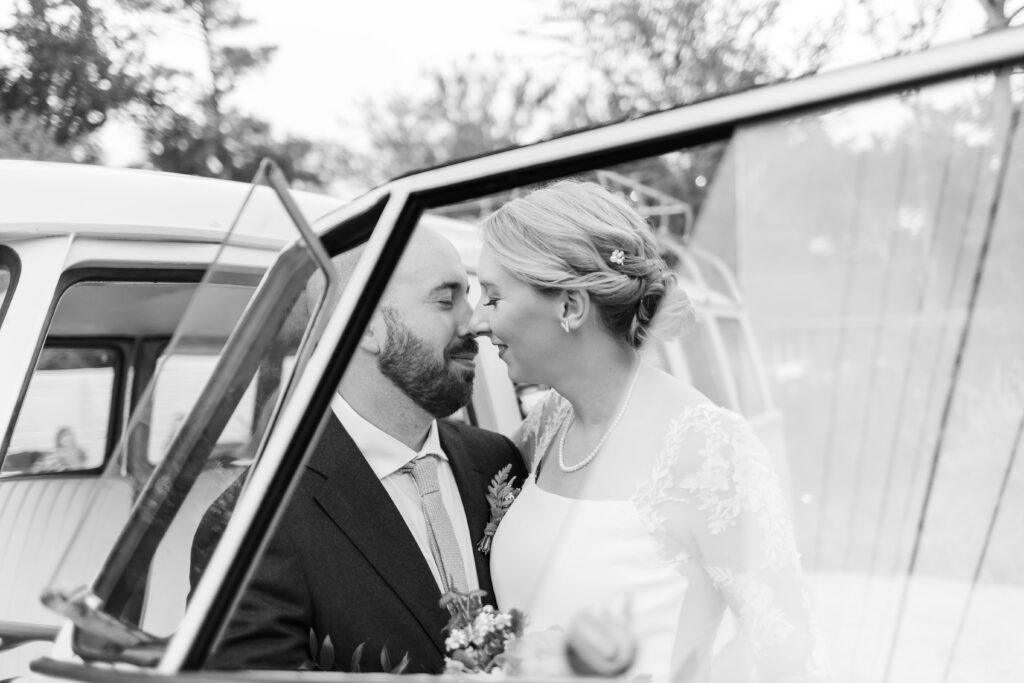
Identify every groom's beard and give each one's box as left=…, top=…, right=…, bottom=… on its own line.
left=378, top=307, right=478, bottom=418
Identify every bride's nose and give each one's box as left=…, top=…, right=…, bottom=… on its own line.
left=469, top=302, right=491, bottom=337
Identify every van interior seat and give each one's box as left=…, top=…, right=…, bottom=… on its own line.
left=0, top=475, right=133, bottom=677
left=0, top=463, right=242, bottom=677
left=141, top=462, right=246, bottom=637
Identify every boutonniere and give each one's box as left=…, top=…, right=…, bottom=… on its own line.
left=476, top=464, right=520, bottom=554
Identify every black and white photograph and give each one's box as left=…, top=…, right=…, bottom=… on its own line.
left=1, top=2, right=1022, bottom=682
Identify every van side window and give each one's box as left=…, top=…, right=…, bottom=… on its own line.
left=1, top=347, right=119, bottom=475
left=147, top=353, right=259, bottom=466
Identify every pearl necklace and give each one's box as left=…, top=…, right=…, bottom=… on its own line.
left=558, top=362, right=642, bottom=473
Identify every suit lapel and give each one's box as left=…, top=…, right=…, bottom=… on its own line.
left=307, top=416, right=447, bottom=654
left=438, top=421, right=495, bottom=604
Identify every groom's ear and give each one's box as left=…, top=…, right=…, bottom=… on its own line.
left=560, top=289, right=589, bottom=332
left=359, top=314, right=384, bottom=355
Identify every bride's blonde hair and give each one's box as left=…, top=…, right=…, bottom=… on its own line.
left=481, top=180, right=693, bottom=349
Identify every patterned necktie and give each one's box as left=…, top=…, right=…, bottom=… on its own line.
left=402, top=454, right=469, bottom=593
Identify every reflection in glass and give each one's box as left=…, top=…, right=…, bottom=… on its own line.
left=734, top=72, right=1024, bottom=681
left=717, top=316, right=767, bottom=417
left=147, top=353, right=258, bottom=466
left=2, top=347, right=117, bottom=475
left=40, top=164, right=338, bottom=658
left=418, top=70, right=1023, bottom=682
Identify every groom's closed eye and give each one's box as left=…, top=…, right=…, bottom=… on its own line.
left=429, top=282, right=464, bottom=307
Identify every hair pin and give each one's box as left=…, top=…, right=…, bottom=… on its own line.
left=610, top=249, right=626, bottom=266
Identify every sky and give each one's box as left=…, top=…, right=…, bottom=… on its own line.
left=120, top=0, right=990, bottom=161
left=0, top=0, right=996, bottom=167
left=104, top=0, right=564, bottom=165
left=228, top=0, right=561, bottom=140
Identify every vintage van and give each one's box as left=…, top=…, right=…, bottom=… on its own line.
left=1, top=24, right=1023, bottom=683
left=0, top=159, right=774, bottom=679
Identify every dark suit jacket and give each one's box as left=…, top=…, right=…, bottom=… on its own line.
left=196, top=415, right=526, bottom=674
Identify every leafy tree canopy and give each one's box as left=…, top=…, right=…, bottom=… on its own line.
left=0, top=110, right=77, bottom=160
left=0, top=0, right=152, bottom=145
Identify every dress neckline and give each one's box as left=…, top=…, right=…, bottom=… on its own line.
left=527, top=397, right=727, bottom=504
left=528, top=469, right=635, bottom=504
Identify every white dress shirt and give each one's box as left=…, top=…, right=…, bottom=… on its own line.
left=331, top=394, right=479, bottom=593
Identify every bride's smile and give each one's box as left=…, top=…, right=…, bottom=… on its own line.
left=470, top=246, right=568, bottom=385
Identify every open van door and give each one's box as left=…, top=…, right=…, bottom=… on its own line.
left=34, top=159, right=343, bottom=665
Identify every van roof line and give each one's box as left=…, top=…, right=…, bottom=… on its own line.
left=0, top=161, right=345, bottom=238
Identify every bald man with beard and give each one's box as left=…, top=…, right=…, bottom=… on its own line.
left=193, top=228, right=526, bottom=673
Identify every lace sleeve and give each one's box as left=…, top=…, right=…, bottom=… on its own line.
left=512, top=389, right=570, bottom=472
left=635, top=404, right=828, bottom=682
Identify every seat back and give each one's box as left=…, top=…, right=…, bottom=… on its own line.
left=0, top=475, right=133, bottom=678
left=140, top=463, right=245, bottom=637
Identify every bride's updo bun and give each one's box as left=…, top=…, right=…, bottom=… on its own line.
left=481, top=180, right=694, bottom=349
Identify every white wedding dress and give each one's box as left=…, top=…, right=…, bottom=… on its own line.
left=491, top=392, right=828, bottom=682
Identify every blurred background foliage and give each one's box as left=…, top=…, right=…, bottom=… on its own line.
left=0, top=0, right=1021, bottom=192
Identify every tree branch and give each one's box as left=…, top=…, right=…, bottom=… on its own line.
left=977, top=0, right=1009, bottom=28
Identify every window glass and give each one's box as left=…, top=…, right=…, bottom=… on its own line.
left=733, top=74, right=1024, bottom=680
left=42, top=164, right=345, bottom=648
left=677, top=313, right=731, bottom=408
left=2, top=348, right=117, bottom=475
left=362, top=69, right=1022, bottom=682
left=147, top=353, right=257, bottom=465
left=717, top=316, right=767, bottom=416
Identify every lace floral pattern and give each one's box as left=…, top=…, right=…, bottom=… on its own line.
left=631, top=402, right=826, bottom=681
left=705, top=567, right=794, bottom=655
left=517, top=390, right=570, bottom=473
left=517, top=395, right=828, bottom=681
left=673, top=406, right=800, bottom=573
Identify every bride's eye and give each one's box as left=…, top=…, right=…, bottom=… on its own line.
left=484, top=297, right=500, bottom=307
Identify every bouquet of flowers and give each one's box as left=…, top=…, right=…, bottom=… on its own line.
left=441, top=588, right=524, bottom=674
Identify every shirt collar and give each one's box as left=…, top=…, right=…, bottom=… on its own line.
left=331, top=393, right=446, bottom=480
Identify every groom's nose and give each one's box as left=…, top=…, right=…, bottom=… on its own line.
left=469, top=302, right=491, bottom=337
left=453, top=297, right=474, bottom=335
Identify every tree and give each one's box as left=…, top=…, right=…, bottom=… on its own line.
left=134, top=0, right=333, bottom=187
left=336, top=55, right=563, bottom=188
left=977, top=0, right=1024, bottom=27
left=548, top=0, right=842, bottom=121
left=855, top=0, right=1023, bottom=55
left=334, top=1, right=845, bottom=211
left=145, top=108, right=334, bottom=187
left=137, top=0, right=270, bottom=177
left=0, top=0, right=152, bottom=153
left=0, top=111, right=77, bottom=160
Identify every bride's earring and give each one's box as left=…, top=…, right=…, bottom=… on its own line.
left=561, top=319, right=571, bottom=334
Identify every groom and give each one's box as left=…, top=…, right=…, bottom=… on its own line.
left=197, top=227, right=526, bottom=673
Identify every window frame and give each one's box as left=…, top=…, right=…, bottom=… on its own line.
left=1, top=338, right=128, bottom=477
left=0, top=245, right=21, bottom=331
left=0, top=267, right=210, bottom=467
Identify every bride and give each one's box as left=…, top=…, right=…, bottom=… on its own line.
left=469, top=180, right=827, bottom=682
